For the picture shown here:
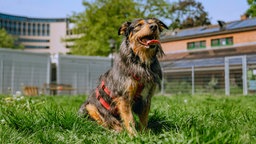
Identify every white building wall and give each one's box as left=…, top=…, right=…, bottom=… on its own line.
left=49, top=22, right=69, bottom=54
left=23, top=22, right=70, bottom=54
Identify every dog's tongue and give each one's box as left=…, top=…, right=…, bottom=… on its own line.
left=146, top=40, right=160, bottom=45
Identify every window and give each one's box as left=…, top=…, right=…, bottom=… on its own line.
left=42, top=24, right=45, bottom=36
left=19, top=38, right=50, bottom=43
left=187, top=42, right=194, bottom=49
left=220, top=38, right=226, bottom=45
left=37, top=23, right=41, bottom=36
left=211, top=39, right=219, bottom=47
left=25, top=45, right=49, bottom=49
left=46, top=24, right=50, bottom=36
left=17, top=22, right=21, bottom=35
left=32, top=23, right=36, bottom=36
left=187, top=40, right=206, bottom=50
left=13, top=21, right=17, bottom=35
left=201, top=41, right=206, bottom=48
left=22, top=23, right=26, bottom=35
left=8, top=21, right=12, bottom=34
left=28, top=23, right=31, bottom=35
left=211, top=37, right=233, bottom=47
left=66, top=45, right=74, bottom=49
left=4, top=20, right=7, bottom=27
left=226, top=37, right=233, bottom=45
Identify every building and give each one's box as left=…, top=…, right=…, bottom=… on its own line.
left=0, top=12, right=73, bottom=54
left=160, top=16, right=256, bottom=95
left=161, top=16, right=256, bottom=60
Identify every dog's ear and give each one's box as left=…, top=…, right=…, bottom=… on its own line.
left=153, top=18, right=169, bottom=32
left=118, top=21, right=131, bottom=36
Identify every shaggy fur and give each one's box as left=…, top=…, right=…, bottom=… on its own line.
left=78, top=18, right=168, bottom=135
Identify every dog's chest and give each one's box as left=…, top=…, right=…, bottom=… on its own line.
left=138, top=83, right=153, bottom=100
left=126, top=76, right=155, bottom=100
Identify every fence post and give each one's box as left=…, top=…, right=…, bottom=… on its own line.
left=191, top=66, right=195, bottom=95
left=161, top=69, right=165, bottom=95
left=0, top=59, right=3, bottom=93
left=86, top=63, right=90, bottom=94
left=73, top=71, right=78, bottom=95
left=242, top=55, right=248, bottom=95
left=225, top=57, right=230, bottom=96
left=30, top=67, right=34, bottom=85
left=11, top=61, right=15, bottom=95
left=46, top=55, right=51, bottom=85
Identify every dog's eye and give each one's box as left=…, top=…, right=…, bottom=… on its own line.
left=135, top=23, right=142, bottom=28
left=133, top=24, right=142, bottom=32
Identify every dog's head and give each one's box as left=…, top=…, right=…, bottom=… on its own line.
left=118, top=18, right=168, bottom=65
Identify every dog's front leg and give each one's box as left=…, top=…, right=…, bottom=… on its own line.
left=138, top=86, right=155, bottom=131
left=138, top=99, right=151, bottom=131
left=116, top=96, right=136, bottom=135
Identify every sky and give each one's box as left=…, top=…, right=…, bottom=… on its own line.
left=0, top=0, right=249, bottom=24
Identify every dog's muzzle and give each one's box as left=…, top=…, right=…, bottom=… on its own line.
left=138, top=36, right=160, bottom=49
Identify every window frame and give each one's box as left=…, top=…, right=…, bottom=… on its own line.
left=187, top=40, right=206, bottom=50
left=211, top=37, right=233, bottom=47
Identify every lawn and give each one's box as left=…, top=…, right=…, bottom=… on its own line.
left=0, top=94, right=256, bottom=143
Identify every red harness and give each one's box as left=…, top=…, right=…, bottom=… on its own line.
left=95, top=75, right=144, bottom=113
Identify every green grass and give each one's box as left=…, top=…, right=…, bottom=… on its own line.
left=0, top=94, right=256, bottom=144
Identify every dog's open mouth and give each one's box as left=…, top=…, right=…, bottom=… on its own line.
left=138, top=35, right=160, bottom=48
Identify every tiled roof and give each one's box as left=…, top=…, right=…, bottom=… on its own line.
left=161, top=18, right=256, bottom=42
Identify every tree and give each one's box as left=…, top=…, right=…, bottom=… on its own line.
left=138, top=0, right=171, bottom=20
left=169, top=0, right=211, bottom=29
left=69, top=0, right=143, bottom=56
left=137, top=0, right=211, bottom=29
left=69, top=0, right=210, bottom=56
left=246, top=0, right=256, bottom=17
left=0, top=28, right=23, bottom=49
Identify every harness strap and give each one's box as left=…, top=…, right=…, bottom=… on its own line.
left=96, top=75, right=144, bottom=112
left=95, top=88, right=111, bottom=111
left=132, top=74, right=141, bottom=81
left=132, top=74, right=145, bottom=101
left=101, top=81, right=111, bottom=97
left=135, top=83, right=144, bottom=96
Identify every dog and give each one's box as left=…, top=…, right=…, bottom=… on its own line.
left=78, top=18, right=168, bottom=135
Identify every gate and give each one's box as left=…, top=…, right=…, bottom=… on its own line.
left=225, top=55, right=247, bottom=95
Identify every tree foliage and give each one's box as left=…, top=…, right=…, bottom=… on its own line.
left=169, top=0, right=211, bottom=29
left=70, top=0, right=143, bottom=56
left=0, top=29, right=23, bottom=49
left=246, top=0, right=256, bottom=17
left=69, top=0, right=210, bottom=56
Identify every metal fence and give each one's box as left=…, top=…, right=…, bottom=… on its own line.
left=161, top=55, right=256, bottom=96
left=0, top=49, right=111, bottom=95
left=1, top=49, right=255, bottom=96
left=57, top=55, right=111, bottom=95
left=0, top=49, right=50, bottom=95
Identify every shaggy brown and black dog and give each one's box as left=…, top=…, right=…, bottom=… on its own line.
left=79, top=18, right=168, bottom=135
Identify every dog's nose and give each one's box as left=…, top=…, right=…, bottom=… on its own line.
left=150, top=24, right=157, bottom=31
